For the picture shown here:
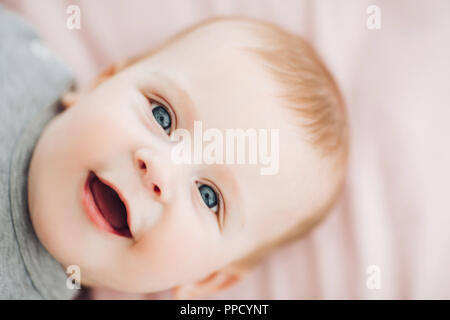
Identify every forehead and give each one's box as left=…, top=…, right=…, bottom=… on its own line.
left=140, top=22, right=281, bottom=129
left=134, top=23, right=320, bottom=248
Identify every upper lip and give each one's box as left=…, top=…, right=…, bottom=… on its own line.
left=86, top=170, right=133, bottom=239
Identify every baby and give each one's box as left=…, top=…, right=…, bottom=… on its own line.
left=2, top=7, right=348, bottom=299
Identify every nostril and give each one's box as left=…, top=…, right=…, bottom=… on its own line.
left=153, top=184, right=161, bottom=196
left=138, top=159, right=146, bottom=170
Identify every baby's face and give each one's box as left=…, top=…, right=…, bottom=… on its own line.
left=28, top=23, right=328, bottom=293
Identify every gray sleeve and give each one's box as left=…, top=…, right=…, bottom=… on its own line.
left=0, top=5, right=76, bottom=299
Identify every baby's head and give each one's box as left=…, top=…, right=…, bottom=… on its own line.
left=28, top=17, right=348, bottom=298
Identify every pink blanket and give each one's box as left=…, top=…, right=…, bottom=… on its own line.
left=4, top=0, right=450, bottom=299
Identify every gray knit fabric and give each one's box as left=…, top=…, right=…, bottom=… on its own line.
left=0, top=5, right=77, bottom=299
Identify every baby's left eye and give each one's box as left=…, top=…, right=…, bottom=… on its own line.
left=151, top=101, right=172, bottom=134
left=197, top=183, right=219, bottom=214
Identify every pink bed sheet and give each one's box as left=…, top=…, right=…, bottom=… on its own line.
left=3, top=0, right=450, bottom=299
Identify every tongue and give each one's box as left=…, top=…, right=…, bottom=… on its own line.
left=90, top=177, right=128, bottom=230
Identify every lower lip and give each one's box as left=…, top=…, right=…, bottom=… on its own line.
left=82, top=171, right=129, bottom=238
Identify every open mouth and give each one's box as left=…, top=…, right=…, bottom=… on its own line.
left=83, top=171, right=132, bottom=238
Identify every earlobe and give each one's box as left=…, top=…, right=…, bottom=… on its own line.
left=60, top=61, right=127, bottom=110
left=61, top=90, right=79, bottom=109
left=171, top=268, right=244, bottom=300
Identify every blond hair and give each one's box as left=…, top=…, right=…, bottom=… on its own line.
left=214, top=17, right=349, bottom=273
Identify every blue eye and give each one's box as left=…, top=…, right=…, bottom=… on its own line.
left=198, top=184, right=219, bottom=213
left=151, top=103, right=172, bottom=134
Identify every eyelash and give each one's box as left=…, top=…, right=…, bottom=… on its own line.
left=145, top=94, right=225, bottom=227
left=147, top=97, right=176, bottom=135
left=195, top=180, right=224, bottom=227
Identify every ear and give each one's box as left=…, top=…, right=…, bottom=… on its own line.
left=61, top=62, right=128, bottom=109
left=171, top=267, right=245, bottom=300
left=90, top=62, right=128, bottom=89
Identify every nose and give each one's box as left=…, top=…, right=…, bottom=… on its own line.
left=134, top=148, right=171, bottom=202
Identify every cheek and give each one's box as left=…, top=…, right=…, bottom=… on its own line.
left=28, top=85, right=144, bottom=267
left=59, top=98, right=139, bottom=167
left=126, top=205, right=219, bottom=290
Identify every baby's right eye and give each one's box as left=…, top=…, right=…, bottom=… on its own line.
left=150, top=100, right=172, bottom=135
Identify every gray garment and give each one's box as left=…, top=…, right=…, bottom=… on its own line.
left=0, top=6, right=76, bottom=299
